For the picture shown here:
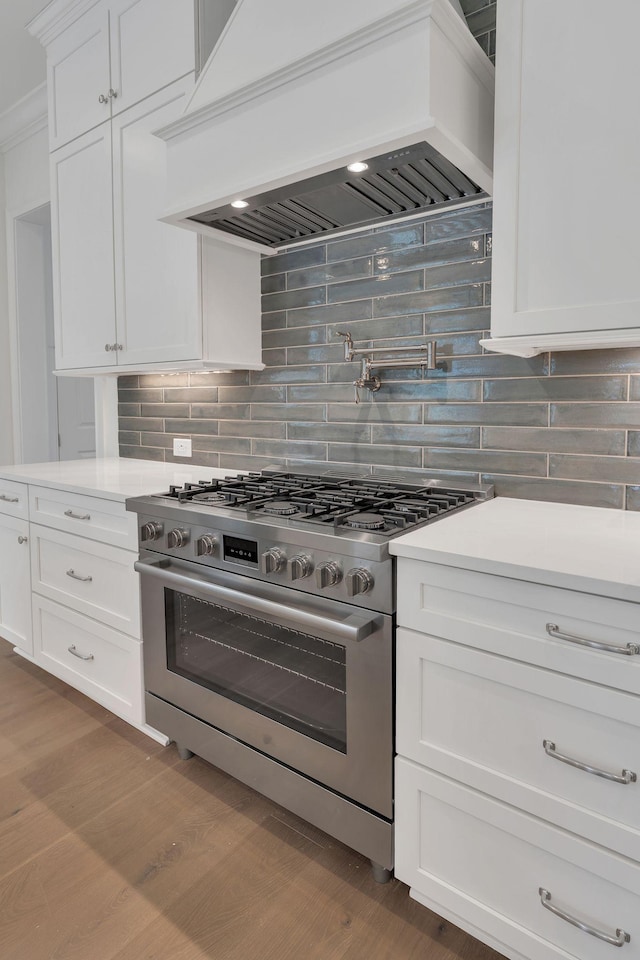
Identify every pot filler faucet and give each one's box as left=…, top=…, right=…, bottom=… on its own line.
left=335, top=331, right=437, bottom=403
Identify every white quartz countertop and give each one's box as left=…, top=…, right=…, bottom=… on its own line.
left=0, top=458, right=241, bottom=502
left=389, top=497, right=640, bottom=603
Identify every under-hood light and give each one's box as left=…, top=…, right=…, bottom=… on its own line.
left=231, top=199, right=249, bottom=208
left=347, top=161, right=369, bottom=173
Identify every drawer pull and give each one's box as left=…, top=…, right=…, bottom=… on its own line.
left=543, top=740, right=637, bottom=784
left=64, top=509, right=91, bottom=521
left=68, top=644, right=94, bottom=662
left=0, top=494, right=19, bottom=503
left=546, top=622, right=640, bottom=657
left=539, top=888, right=631, bottom=947
left=66, top=568, right=93, bottom=583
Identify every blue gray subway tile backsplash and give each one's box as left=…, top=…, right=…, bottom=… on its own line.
left=118, top=202, right=640, bottom=510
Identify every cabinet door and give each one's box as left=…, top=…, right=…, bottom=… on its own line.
left=47, top=4, right=112, bottom=150
left=491, top=0, right=640, bottom=338
left=51, top=123, right=117, bottom=371
left=111, top=76, right=201, bottom=365
left=0, top=515, right=32, bottom=656
left=109, top=0, right=196, bottom=116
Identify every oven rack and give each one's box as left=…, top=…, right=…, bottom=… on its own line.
left=184, top=629, right=347, bottom=696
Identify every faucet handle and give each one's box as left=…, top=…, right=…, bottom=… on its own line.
left=336, top=330, right=355, bottom=361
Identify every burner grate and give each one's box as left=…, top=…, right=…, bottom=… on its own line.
left=155, top=472, right=480, bottom=537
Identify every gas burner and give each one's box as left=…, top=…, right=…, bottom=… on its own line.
left=344, top=512, right=386, bottom=531
left=262, top=500, right=298, bottom=516
left=192, top=491, right=227, bottom=504
left=150, top=472, right=490, bottom=539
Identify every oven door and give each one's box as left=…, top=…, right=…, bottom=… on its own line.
left=136, top=552, right=393, bottom=817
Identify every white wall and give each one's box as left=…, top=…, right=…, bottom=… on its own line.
left=3, top=124, right=49, bottom=213
left=1, top=114, right=50, bottom=465
left=0, top=152, right=14, bottom=465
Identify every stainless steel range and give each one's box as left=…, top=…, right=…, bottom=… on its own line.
left=127, top=469, right=492, bottom=882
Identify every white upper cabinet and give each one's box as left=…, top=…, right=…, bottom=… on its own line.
left=46, top=0, right=196, bottom=151
left=47, top=4, right=111, bottom=150
left=51, top=122, right=116, bottom=370
left=111, top=80, right=201, bottom=366
left=482, top=0, right=640, bottom=357
left=51, top=75, right=262, bottom=373
left=109, top=0, right=197, bottom=117
left=31, top=0, right=263, bottom=375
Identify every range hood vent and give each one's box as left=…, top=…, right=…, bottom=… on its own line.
left=189, top=141, right=485, bottom=248
left=156, top=0, right=494, bottom=253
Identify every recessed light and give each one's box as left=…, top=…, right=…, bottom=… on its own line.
left=231, top=199, right=249, bottom=209
left=347, top=161, right=369, bottom=173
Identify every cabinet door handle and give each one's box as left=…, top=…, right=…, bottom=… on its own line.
left=98, top=93, right=109, bottom=104
left=17, top=535, right=28, bottom=544
left=108, top=88, right=118, bottom=99
left=68, top=644, right=94, bottom=661
left=543, top=740, right=636, bottom=785
left=546, top=622, right=640, bottom=657
left=66, top=568, right=93, bottom=583
left=64, top=509, right=91, bottom=521
left=539, top=888, right=631, bottom=947
left=0, top=494, right=19, bottom=502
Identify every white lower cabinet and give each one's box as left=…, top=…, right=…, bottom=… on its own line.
left=0, top=478, right=162, bottom=741
left=30, top=524, right=140, bottom=638
left=0, top=512, right=32, bottom=656
left=28, top=489, right=153, bottom=732
left=395, top=760, right=640, bottom=960
left=32, top=594, right=142, bottom=724
left=395, top=557, right=640, bottom=960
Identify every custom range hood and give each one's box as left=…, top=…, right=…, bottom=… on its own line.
left=156, top=0, right=495, bottom=253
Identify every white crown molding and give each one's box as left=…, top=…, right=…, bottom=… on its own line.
left=157, top=0, right=492, bottom=143
left=28, top=0, right=101, bottom=46
left=0, top=84, right=48, bottom=153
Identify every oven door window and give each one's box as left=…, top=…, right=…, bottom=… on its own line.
left=165, top=590, right=347, bottom=753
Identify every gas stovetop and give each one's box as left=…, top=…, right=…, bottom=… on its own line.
left=152, top=470, right=491, bottom=540
left=127, top=471, right=493, bottom=614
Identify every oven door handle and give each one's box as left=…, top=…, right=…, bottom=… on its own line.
left=134, top=557, right=377, bottom=643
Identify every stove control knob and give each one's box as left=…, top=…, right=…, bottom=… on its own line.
left=261, top=547, right=286, bottom=575
left=345, top=567, right=374, bottom=597
left=288, top=554, right=313, bottom=581
left=167, top=527, right=190, bottom=549
left=315, top=561, right=342, bottom=589
left=141, top=521, right=163, bottom=542
left=196, top=535, right=217, bottom=557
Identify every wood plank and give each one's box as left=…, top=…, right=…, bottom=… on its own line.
left=0, top=637, right=505, bottom=960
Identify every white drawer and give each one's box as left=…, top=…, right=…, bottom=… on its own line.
left=396, top=558, right=640, bottom=695
left=30, top=523, right=140, bottom=637
left=32, top=594, right=142, bottom=724
left=0, top=479, right=28, bottom=519
left=28, top=485, right=137, bottom=550
left=397, top=627, right=640, bottom=861
left=395, top=758, right=640, bottom=960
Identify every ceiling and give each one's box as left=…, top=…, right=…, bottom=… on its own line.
left=0, top=0, right=47, bottom=119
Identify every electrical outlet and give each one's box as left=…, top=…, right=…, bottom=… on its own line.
left=173, top=438, right=192, bottom=457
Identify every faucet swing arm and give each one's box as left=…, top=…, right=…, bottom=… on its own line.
left=335, top=331, right=438, bottom=403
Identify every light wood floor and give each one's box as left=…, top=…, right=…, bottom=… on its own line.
left=0, top=639, right=504, bottom=960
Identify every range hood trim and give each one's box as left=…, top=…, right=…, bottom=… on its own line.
left=156, top=0, right=495, bottom=254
